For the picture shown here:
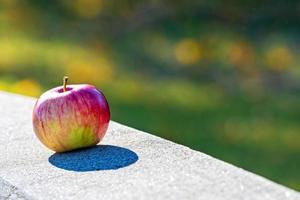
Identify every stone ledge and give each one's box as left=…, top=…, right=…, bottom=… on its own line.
left=0, top=91, right=299, bottom=200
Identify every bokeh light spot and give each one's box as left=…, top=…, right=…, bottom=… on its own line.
left=175, top=39, right=203, bottom=65
left=11, top=79, right=41, bottom=97
left=265, top=47, right=294, bottom=71
left=66, top=59, right=113, bottom=85
left=228, top=41, right=255, bottom=68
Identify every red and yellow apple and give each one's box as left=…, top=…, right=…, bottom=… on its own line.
left=32, top=77, right=110, bottom=152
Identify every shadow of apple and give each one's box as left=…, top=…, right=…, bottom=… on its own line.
left=48, top=145, right=138, bottom=171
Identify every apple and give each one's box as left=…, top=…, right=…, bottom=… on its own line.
left=32, top=76, right=110, bottom=152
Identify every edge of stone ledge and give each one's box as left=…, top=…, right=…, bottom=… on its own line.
left=0, top=91, right=37, bottom=100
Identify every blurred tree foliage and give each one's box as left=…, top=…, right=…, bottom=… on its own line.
left=0, top=0, right=299, bottom=190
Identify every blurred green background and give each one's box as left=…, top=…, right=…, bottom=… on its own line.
left=0, top=0, right=299, bottom=190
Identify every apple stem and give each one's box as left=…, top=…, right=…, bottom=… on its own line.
left=63, top=76, right=68, bottom=92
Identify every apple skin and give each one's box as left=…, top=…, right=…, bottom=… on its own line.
left=32, top=84, right=110, bottom=152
